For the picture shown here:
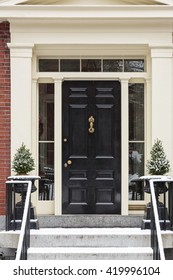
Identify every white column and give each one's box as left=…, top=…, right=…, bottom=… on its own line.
left=145, top=78, right=152, bottom=165
left=121, top=79, right=129, bottom=215
left=8, top=43, right=34, bottom=164
left=150, top=45, right=173, bottom=173
left=54, top=78, right=63, bottom=215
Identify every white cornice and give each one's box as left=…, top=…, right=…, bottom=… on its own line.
left=0, top=5, right=173, bottom=20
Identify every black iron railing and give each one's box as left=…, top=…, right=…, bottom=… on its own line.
left=150, top=179, right=165, bottom=260
left=142, top=176, right=173, bottom=260
left=6, top=175, right=40, bottom=231
left=6, top=180, right=32, bottom=260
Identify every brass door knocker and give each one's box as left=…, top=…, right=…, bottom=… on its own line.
left=88, top=116, right=95, bottom=134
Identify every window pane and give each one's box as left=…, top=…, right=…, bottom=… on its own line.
left=82, top=59, right=101, bottom=72
left=39, top=84, right=54, bottom=141
left=129, top=83, right=144, bottom=141
left=124, top=59, right=144, bottom=72
left=39, top=143, right=54, bottom=200
left=129, top=143, right=144, bottom=200
left=60, top=59, right=80, bottom=72
left=39, top=59, right=59, bottom=72
left=103, top=59, right=123, bottom=72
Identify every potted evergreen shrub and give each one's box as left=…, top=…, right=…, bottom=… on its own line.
left=10, top=143, right=37, bottom=194
left=9, top=143, right=39, bottom=229
left=142, top=139, right=171, bottom=230
left=12, top=142, right=35, bottom=175
left=146, top=138, right=170, bottom=194
left=146, top=138, right=170, bottom=176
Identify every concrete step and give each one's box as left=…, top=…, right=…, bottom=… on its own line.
left=27, top=246, right=153, bottom=260
left=30, top=228, right=150, bottom=248
left=28, top=228, right=152, bottom=260
left=38, top=215, right=143, bottom=228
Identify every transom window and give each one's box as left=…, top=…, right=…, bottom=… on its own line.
left=38, top=58, right=145, bottom=72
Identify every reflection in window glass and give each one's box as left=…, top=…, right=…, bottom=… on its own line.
left=129, top=84, right=144, bottom=141
left=60, top=59, right=80, bottom=72
left=39, top=84, right=54, bottom=141
left=38, top=58, right=145, bottom=73
left=39, top=83, right=54, bottom=201
left=129, top=143, right=144, bottom=200
left=82, top=59, right=101, bottom=72
left=128, top=83, right=144, bottom=201
left=103, top=59, right=123, bottom=72
left=39, top=59, right=59, bottom=72
left=39, top=143, right=54, bottom=201
left=124, top=59, right=144, bottom=72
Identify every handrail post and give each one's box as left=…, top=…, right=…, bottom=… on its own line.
left=15, top=180, right=32, bottom=260
left=168, top=182, right=173, bottom=230
left=6, top=175, right=40, bottom=231
left=140, top=175, right=173, bottom=260
left=150, top=179, right=165, bottom=260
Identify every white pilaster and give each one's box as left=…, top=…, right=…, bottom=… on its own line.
left=8, top=43, right=34, bottom=165
left=121, top=79, right=129, bottom=215
left=54, top=78, right=63, bottom=215
left=150, top=45, right=173, bottom=174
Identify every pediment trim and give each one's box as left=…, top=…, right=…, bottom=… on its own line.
left=0, top=0, right=172, bottom=6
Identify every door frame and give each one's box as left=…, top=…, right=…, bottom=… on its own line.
left=35, top=73, right=138, bottom=216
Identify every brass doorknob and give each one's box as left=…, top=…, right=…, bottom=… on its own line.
left=64, top=160, right=72, bottom=167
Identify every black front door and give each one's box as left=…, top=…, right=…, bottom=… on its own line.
left=62, top=80, right=121, bottom=214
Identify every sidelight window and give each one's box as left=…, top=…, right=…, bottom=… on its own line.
left=38, top=83, right=54, bottom=201
left=128, top=83, right=145, bottom=201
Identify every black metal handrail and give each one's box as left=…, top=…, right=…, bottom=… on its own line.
left=143, top=176, right=173, bottom=259
left=149, top=179, right=165, bottom=260
left=6, top=180, right=32, bottom=260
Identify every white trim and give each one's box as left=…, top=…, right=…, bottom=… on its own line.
left=1, top=5, right=173, bottom=19
left=121, top=79, right=129, bottom=215
left=54, top=79, right=62, bottom=215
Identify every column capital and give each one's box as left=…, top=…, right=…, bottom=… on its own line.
left=7, top=43, right=34, bottom=58
left=54, top=78, right=63, bottom=83
left=120, top=78, right=129, bottom=84
left=149, top=44, right=173, bottom=58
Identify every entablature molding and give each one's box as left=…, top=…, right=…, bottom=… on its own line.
left=7, top=43, right=34, bottom=57
left=33, top=44, right=149, bottom=57
left=1, top=5, right=173, bottom=20
left=33, top=72, right=149, bottom=81
left=149, top=44, right=173, bottom=58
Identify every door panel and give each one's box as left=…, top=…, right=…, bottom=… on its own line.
left=62, top=81, right=121, bottom=214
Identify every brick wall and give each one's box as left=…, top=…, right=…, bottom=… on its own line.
left=0, top=22, right=11, bottom=215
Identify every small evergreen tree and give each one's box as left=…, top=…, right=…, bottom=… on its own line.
left=146, top=139, right=170, bottom=175
left=12, top=143, right=35, bottom=174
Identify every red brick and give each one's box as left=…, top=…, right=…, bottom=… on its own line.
left=0, top=21, right=11, bottom=215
